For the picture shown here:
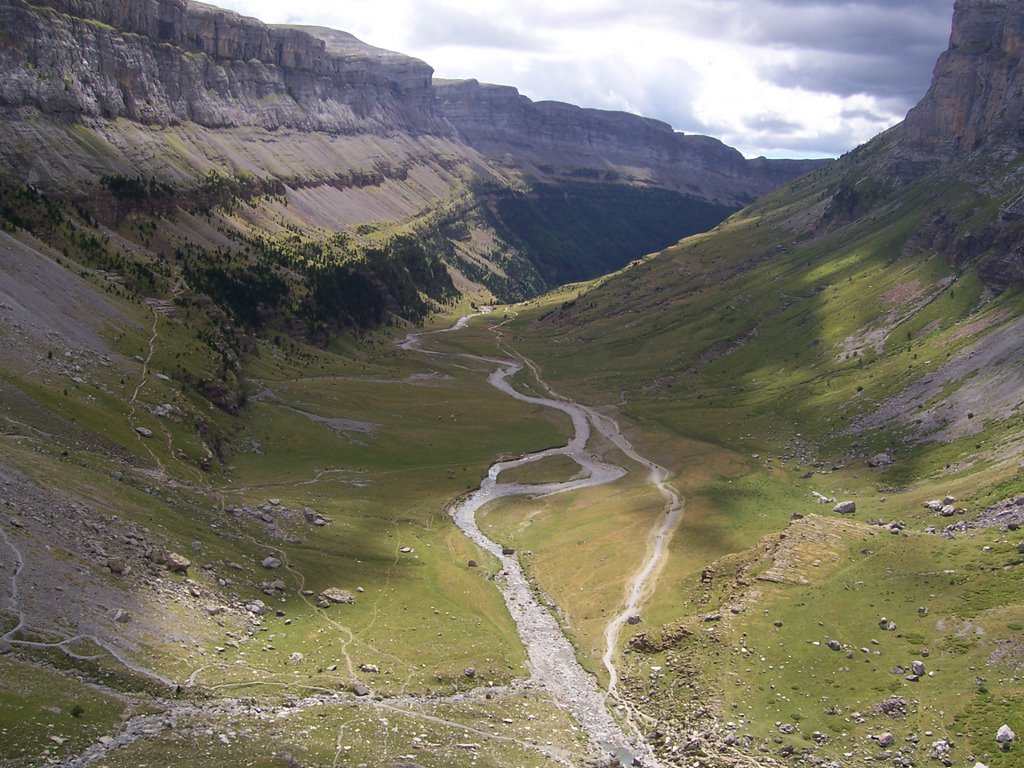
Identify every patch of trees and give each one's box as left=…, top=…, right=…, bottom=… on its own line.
left=302, top=234, right=456, bottom=341
left=99, top=174, right=173, bottom=202
left=823, top=179, right=893, bottom=223
left=474, top=181, right=736, bottom=295
left=182, top=252, right=289, bottom=330
left=180, top=232, right=456, bottom=343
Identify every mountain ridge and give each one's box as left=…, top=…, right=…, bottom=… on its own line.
left=0, top=0, right=823, bottom=203
left=0, top=0, right=826, bottom=321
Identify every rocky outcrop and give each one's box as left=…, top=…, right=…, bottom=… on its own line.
left=903, top=0, right=1024, bottom=153
left=436, top=79, right=826, bottom=205
left=875, top=0, right=1024, bottom=290
left=0, top=0, right=443, bottom=134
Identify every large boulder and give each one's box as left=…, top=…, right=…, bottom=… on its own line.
left=165, top=552, right=191, bottom=573
left=320, top=588, right=356, bottom=605
left=867, top=452, right=894, bottom=468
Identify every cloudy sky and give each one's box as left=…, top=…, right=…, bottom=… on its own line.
left=211, top=0, right=955, bottom=159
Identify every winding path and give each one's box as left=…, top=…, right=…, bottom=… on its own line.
left=404, top=313, right=684, bottom=767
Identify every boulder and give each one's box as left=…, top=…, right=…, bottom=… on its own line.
left=929, top=739, right=953, bottom=766
left=867, top=452, right=894, bottom=468
left=320, top=588, right=356, bottom=605
left=877, top=732, right=895, bottom=747
left=834, top=501, right=857, bottom=514
left=303, top=506, right=329, bottom=525
left=261, top=556, right=282, bottom=570
left=352, top=682, right=370, bottom=697
left=912, top=660, right=926, bottom=676
left=106, top=557, right=127, bottom=574
left=360, top=664, right=380, bottom=673
left=996, top=724, right=1016, bottom=744
left=165, top=552, right=191, bottom=573
left=940, top=504, right=957, bottom=517
left=134, top=426, right=153, bottom=438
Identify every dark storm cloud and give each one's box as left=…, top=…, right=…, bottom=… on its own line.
left=738, top=0, right=952, bottom=54
left=763, top=46, right=940, bottom=102
left=741, top=0, right=951, bottom=106
left=536, top=0, right=951, bottom=103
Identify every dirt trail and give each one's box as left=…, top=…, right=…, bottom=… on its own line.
left=404, top=313, right=682, bottom=768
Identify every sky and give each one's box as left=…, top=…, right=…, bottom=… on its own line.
left=210, top=0, right=955, bottom=159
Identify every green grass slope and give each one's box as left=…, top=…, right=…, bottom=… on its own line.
left=497, top=130, right=1024, bottom=765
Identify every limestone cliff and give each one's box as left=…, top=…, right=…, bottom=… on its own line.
left=903, top=0, right=1024, bottom=153
left=887, top=0, right=1024, bottom=289
left=0, top=0, right=443, bottom=134
left=0, top=0, right=831, bottom=305
left=0, top=0, right=822, bottom=206
left=435, top=79, right=824, bottom=204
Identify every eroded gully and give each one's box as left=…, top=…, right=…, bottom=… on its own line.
left=402, top=314, right=684, bottom=767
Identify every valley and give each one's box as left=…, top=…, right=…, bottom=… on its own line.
left=2, top=0, right=1024, bottom=767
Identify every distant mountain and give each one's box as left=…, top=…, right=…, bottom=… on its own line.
left=0, top=0, right=824, bottom=316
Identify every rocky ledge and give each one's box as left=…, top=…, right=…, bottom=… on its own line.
left=0, top=0, right=444, bottom=134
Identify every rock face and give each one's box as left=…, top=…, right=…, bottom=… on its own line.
left=0, top=0, right=821, bottom=208
left=856, top=0, right=1024, bottom=293
left=904, top=0, right=1024, bottom=154
left=0, top=0, right=442, bottom=134
left=0, top=0, right=829, bottom=313
left=436, top=79, right=826, bottom=205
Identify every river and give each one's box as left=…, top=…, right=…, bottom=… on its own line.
left=403, top=313, right=684, bottom=767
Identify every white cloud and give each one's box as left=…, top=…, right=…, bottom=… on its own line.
left=209, top=0, right=954, bottom=159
